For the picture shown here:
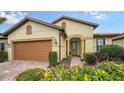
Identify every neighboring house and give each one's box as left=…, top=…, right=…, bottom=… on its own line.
left=2, top=16, right=120, bottom=62
left=0, top=33, right=7, bottom=52
left=112, top=33, right=124, bottom=48
left=93, top=33, right=120, bottom=52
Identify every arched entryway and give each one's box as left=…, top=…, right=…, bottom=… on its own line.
left=70, top=37, right=81, bottom=56
left=66, top=34, right=85, bottom=57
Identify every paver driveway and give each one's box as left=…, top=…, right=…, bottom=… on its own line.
left=0, top=61, right=49, bottom=81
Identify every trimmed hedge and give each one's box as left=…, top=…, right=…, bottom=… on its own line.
left=66, top=55, right=72, bottom=65
left=0, top=51, right=8, bottom=62
left=100, top=45, right=124, bottom=61
left=48, top=51, right=58, bottom=67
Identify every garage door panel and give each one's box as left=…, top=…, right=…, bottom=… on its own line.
left=13, top=40, right=52, bottom=61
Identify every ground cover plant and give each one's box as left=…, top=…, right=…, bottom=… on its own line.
left=16, top=61, right=124, bottom=81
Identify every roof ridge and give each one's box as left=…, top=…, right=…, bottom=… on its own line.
left=51, top=15, right=99, bottom=28
left=24, top=16, right=62, bottom=29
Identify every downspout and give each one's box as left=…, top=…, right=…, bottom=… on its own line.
left=59, top=31, right=61, bottom=62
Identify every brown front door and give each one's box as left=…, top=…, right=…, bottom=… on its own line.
left=13, top=40, right=52, bottom=62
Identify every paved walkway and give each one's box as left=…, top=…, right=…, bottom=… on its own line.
left=0, top=61, right=48, bottom=81
left=71, top=57, right=82, bottom=67
left=0, top=57, right=82, bottom=81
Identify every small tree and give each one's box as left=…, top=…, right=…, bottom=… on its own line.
left=0, top=17, right=7, bottom=24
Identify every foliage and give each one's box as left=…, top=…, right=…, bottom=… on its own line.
left=83, top=52, right=107, bottom=63
left=0, top=51, right=8, bottom=62
left=17, top=62, right=124, bottom=81
left=81, top=67, right=111, bottom=81
left=0, top=17, right=7, bottom=24
left=83, top=53, right=97, bottom=65
left=48, top=51, right=58, bottom=67
left=119, top=64, right=124, bottom=71
left=16, top=68, right=45, bottom=81
left=98, top=61, right=124, bottom=80
left=100, top=45, right=124, bottom=61
left=66, top=55, right=72, bottom=66
left=95, top=52, right=108, bottom=62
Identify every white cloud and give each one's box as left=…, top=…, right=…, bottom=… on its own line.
left=0, top=11, right=28, bottom=24
left=84, top=11, right=107, bottom=20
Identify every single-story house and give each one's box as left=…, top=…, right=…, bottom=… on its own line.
left=0, top=33, right=7, bottom=52
left=112, top=33, right=124, bottom=48
left=2, top=16, right=121, bottom=62
left=93, top=33, right=120, bottom=52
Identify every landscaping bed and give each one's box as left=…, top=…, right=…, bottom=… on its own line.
left=16, top=61, right=124, bottom=81
left=16, top=45, right=124, bottom=81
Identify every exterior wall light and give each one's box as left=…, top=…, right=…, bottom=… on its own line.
left=54, top=39, right=57, bottom=45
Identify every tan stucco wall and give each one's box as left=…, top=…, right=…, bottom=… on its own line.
left=93, top=37, right=113, bottom=52
left=85, top=39, right=94, bottom=53
left=54, top=19, right=94, bottom=37
left=113, top=38, right=124, bottom=48
left=54, top=19, right=94, bottom=55
left=8, top=21, right=65, bottom=61
left=0, top=39, right=8, bottom=52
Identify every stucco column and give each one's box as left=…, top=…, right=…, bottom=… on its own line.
left=80, top=39, right=84, bottom=57
left=67, top=39, right=70, bottom=55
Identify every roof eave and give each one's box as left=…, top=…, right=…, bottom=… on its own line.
left=52, top=16, right=99, bottom=28
left=2, top=16, right=63, bottom=36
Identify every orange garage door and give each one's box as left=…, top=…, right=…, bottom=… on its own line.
left=13, top=40, right=52, bottom=61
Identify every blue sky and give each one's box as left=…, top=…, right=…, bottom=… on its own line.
left=0, top=11, right=124, bottom=33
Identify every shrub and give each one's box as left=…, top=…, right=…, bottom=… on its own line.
left=66, top=55, right=72, bottom=66
left=0, top=51, right=8, bottom=62
left=95, top=52, right=108, bottom=62
left=16, top=62, right=124, bottom=81
left=50, top=65, right=71, bottom=80
left=81, top=67, right=111, bottom=81
left=98, top=61, right=124, bottom=80
left=48, top=51, right=58, bottom=67
left=84, top=53, right=97, bottom=65
left=16, top=65, right=111, bottom=81
left=100, top=45, right=124, bottom=61
left=119, top=53, right=124, bottom=61
left=16, top=68, right=45, bottom=81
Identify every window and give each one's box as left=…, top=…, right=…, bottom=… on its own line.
left=26, top=25, right=32, bottom=35
left=62, top=22, right=66, bottom=29
left=1, top=43, right=5, bottom=51
left=96, top=38, right=105, bottom=52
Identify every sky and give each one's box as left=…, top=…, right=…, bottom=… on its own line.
left=0, top=11, right=124, bottom=33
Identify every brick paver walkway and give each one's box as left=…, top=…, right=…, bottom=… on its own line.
left=71, top=57, right=82, bottom=67
left=0, top=57, right=82, bottom=81
left=0, top=61, right=48, bottom=81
